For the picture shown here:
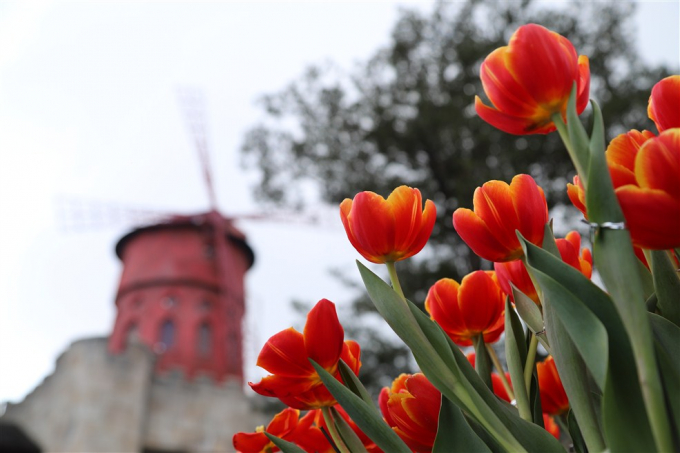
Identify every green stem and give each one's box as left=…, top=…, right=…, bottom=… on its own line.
left=552, top=113, right=586, bottom=183
left=524, top=333, right=539, bottom=393
left=321, top=406, right=351, bottom=453
left=485, top=343, right=515, bottom=402
left=385, top=261, right=406, bottom=300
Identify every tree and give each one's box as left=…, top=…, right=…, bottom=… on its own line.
left=241, top=0, right=672, bottom=395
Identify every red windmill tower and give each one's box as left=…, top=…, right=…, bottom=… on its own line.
left=107, top=90, right=254, bottom=383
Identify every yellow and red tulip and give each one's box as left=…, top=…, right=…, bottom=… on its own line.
left=340, top=186, right=436, bottom=264
left=453, top=174, right=549, bottom=262
left=249, top=299, right=361, bottom=410
left=379, top=373, right=441, bottom=453
left=648, top=75, right=680, bottom=133
left=232, top=408, right=332, bottom=453
left=566, top=175, right=588, bottom=219
left=537, top=356, right=570, bottom=416
left=475, top=24, right=590, bottom=135
left=614, top=129, right=680, bottom=249
left=425, top=271, right=505, bottom=346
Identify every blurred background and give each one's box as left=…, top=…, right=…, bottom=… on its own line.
left=0, top=0, right=678, bottom=447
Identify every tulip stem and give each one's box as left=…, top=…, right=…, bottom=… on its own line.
left=386, top=261, right=406, bottom=301
left=321, top=406, right=351, bottom=453
left=485, top=343, right=515, bottom=402
left=552, top=113, right=587, bottom=183
left=524, top=333, right=539, bottom=393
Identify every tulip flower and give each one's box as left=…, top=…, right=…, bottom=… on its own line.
left=453, top=174, right=548, bottom=262
left=425, top=271, right=505, bottom=346
left=614, top=129, right=680, bottom=249
left=537, top=356, right=569, bottom=416
left=566, top=175, right=587, bottom=219
left=233, top=408, right=332, bottom=453
left=648, top=75, right=680, bottom=133
left=379, top=373, right=441, bottom=452
left=340, top=186, right=436, bottom=264
left=475, top=24, right=590, bottom=135
left=249, top=299, right=361, bottom=410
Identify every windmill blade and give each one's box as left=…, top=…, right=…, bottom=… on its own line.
left=176, top=86, right=218, bottom=210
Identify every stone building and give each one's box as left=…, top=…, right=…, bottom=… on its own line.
left=1, top=211, right=263, bottom=452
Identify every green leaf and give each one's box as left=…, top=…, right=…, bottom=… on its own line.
left=511, top=284, right=544, bottom=338
left=650, top=250, right=680, bottom=327
left=541, top=222, right=560, bottom=258
left=330, top=406, right=370, bottom=453
left=473, top=334, right=493, bottom=391
left=566, top=83, right=590, bottom=180
left=504, top=300, right=531, bottom=421
left=567, top=410, right=587, bottom=453
left=649, top=313, right=680, bottom=380
left=264, top=433, right=307, bottom=453
left=520, top=236, right=656, bottom=452
left=310, top=359, right=412, bottom=453
left=337, top=359, right=375, bottom=409
left=433, top=395, right=492, bottom=453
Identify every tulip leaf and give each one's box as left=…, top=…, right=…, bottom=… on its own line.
left=650, top=250, right=680, bottom=327
left=264, top=433, right=307, bottom=453
left=541, top=222, right=560, bottom=258
left=511, top=284, right=545, bottom=341
left=309, top=359, right=412, bottom=453
left=337, top=359, right=375, bottom=409
left=433, top=395, right=491, bottom=453
left=567, top=410, right=587, bottom=453
left=637, top=257, right=656, bottom=301
left=408, top=302, right=566, bottom=453
left=649, top=313, right=680, bottom=379
left=584, top=100, right=673, bottom=452
left=330, top=406, right=370, bottom=453
left=520, top=235, right=657, bottom=452
left=504, top=300, right=531, bottom=421
left=473, top=335, right=493, bottom=391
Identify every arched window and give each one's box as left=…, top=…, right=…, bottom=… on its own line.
left=125, top=323, right=139, bottom=345
left=160, top=320, right=175, bottom=349
left=198, top=323, right=211, bottom=356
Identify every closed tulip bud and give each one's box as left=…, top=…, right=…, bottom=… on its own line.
left=648, top=75, right=680, bottom=133
left=615, top=129, right=680, bottom=249
left=379, top=373, right=441, bottom=453
left=249, top=299, right=361, bottom=410
left=537, top=356, right=569, bottom=416
left=340, top=186, right=436, bottom=264
left=453, top=174, right=548, bottom=262
left=425, top=271, right=505, bottom=346
left=475, top=24, right=590, bottom=135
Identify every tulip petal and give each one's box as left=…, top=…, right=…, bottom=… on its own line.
left=233, top=432, right=270, bottom=453
left=475, top=96, right=556, bottom=135
left=576, top=55, right=591, bottom=114
left=616, top=185, right=680, bottom=249
left=635, top=129, right=680, bottom=198
left=648, top=75, right=680, bottom=133
left=267, top=407, right=300, bottom=437
left=401, top=199, right=436, bottom=260
left=249, top=373, right=318, bottom=399
left=425, top=278, right=465, bottom=335
left=480, top=46, right=539, bottom=116
left=453, top=207, right=517, bottom=262
left=349, top=191, right=396, bottom=262
left=458, top=271, right=504, bottom=335
left=304, top=299, right=344, bottom=370
left=388, top=186, right=422, bottom=253
left=256, top=327, right=314, bottom=376
left=509, top=174, right=548, bottom=247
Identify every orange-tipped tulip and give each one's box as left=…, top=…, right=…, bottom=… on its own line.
left=453, top=174, right=548, bottom=262
left=537, top=356, right=569, bottom=416
left=233, top=408, right=332, bottom=453
left=425, top=271, right=505, bottom=346
left=648, top=75, right=680, bottom=133
left=340, top=186, right=436, bottom=264
left=475, top=24, right=590, bottom=135
left=379, top=373, right=441, bottom=453
left=615, top=129, right=680, bottom=249
left=566, top=175, right=587, bottom=219
left=249, top=299, right=361, bottom=410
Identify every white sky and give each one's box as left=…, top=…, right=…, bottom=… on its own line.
left=0, top=0, right=678, bottom=404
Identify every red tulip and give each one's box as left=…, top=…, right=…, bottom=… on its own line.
left=615, top=129, right=680, bottom=249
left=379, top=373, right=441, bottom=452
left=249, top=299, right=361, bottom=410
left=566, top=175, right=587, bottom=219
left=453, top=174, right=548, bottom=262
left=475, top=24, right=590, bottom=135
left=648, top=75, right=680, bottom=133
left=537, top=356, right=569, bottom=416
left=340, top=186, right=436, bottom=264
left=233, top=408, right=332, bottom=453
left=543, top=414, right=561, bottom=440
left=607, top=129, right=656, bottom=188
left=425, top=271, right=505, bottom=346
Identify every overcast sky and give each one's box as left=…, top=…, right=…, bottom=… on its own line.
left=0, top=0, right=678, bottom=405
